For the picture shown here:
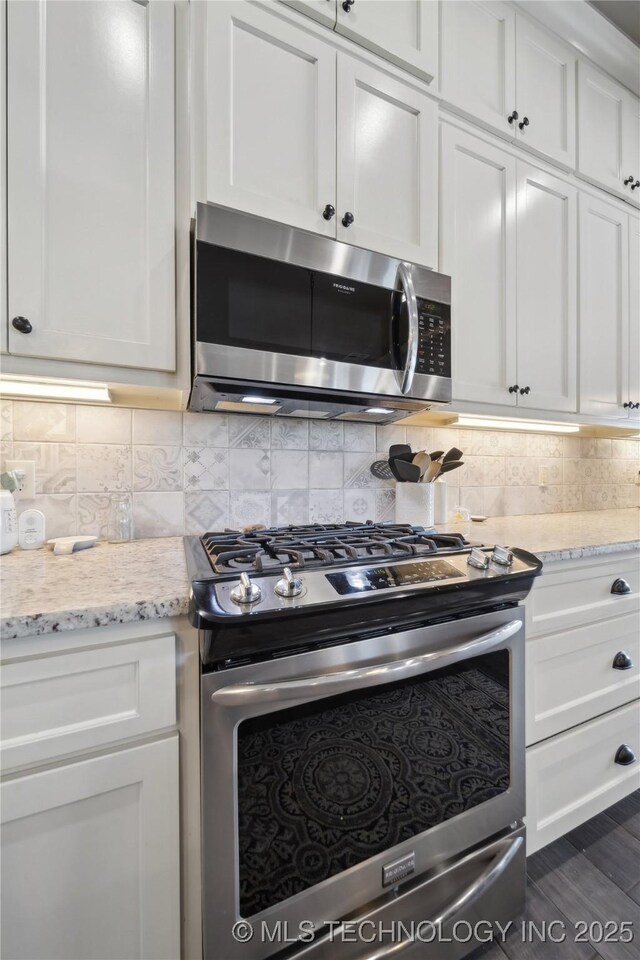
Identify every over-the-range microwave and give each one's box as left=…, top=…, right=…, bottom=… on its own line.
left=189, top=202, right=452, bottom=423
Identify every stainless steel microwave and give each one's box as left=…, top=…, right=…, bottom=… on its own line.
left=189, top=203, right=452, bottom=423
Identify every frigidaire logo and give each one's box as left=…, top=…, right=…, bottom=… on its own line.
left=333, top=282, right=356, bottom=294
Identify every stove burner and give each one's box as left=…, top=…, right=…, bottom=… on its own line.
left=201, top=522, right=473, bottom=577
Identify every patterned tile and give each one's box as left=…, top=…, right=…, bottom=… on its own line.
left=562, top=484, right=583, bottom=512
left=505, top=458, right=537, bottom=486
left=525, top=434, right=563, bottom=458
left=183, top=448, right=229, bottom=491
left=229, top=449, right=270, bottom=489
left=77, top=444, right=131, bottom=493
left=343, top=423, right=376, bottom=452
left=405, top=426, right=433, bottom=452
left=270, top=419, right=308, bottom=450
left=483, top=456, right=506, bottom=486
left=133, top=409, right=183, bottom=446
left=376, top=424, right=406, bottom=451
left=228, top=415, right=270, bottom=448
left=229, top=491, right=271, bottom=528
left=457, top=486, right=484, bottom=517
left=309, top=421, right=343, bottom=450
left=271, top=490, right=309, bottom=526
left=13, top=401, right=76, bottom=442
left=309, top=489, right=343, bottom=524
left=12, top=441, right=76, bottom=494
left=309, top=452, right=343, bottom=489
left=77, top=494, right=113, bottom=538
left=270, top=450, right=308, bottom=489
left=133, top=446, right=183, bottom=492
left=343, top=452, right=380, bottom=488
left=33, top=494, right=77, bottom=538
left=132, top=492, right=184, bottom=537
left=375, top=488, right=396, bottom=522
left=539, top=484, right=564, bottom=513
left=1, top=400, right=12, bottom=441
left=76, top=406, right=131, bottom=444
left=344, top=489, right=376, bottom=522
left=483, top=486, right=506, bottom=518
left=184, top=492, right=230, bottom=534
left=183, top=412, right=229, bottom=447
left=563, top=436, right=582, bottom=459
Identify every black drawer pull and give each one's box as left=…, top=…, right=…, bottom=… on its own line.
left=611, top=578, right=631, bottom=595
left=612, top=651, right=633, bottom=671
left=614, top=744, right=636, bottom=766
left=12, top=316, right=32, bottom=334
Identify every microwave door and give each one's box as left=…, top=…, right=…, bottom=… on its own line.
left=391, top=263, right=419, bottom=395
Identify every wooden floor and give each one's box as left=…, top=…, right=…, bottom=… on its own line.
left=469, top=791, right=640, bottom=960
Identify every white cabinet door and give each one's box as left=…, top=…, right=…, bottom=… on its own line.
left=579, top=193, right=629, bottom=419
left=7, top=0, right=175, bottom=371
left=514, top=17, right=576, bottom=169
left=1, top=736, right=180, bottom=960
left=439, top=1, right=516, bottom=137
left=516, top=164, right=577, bottom=413
left=335, top=0, right=438, bottom=82
left=336, top=55, right=438, bottom=267
left=629, top=216, right=640, bottom=418
left=577, top=60, right=627, bottom=200
left=279, top=0, right=337, bottom=28
left=440, top=124, right=517, bottom=405
left=623, top=90, right=640, bottom=209
left=206, top=1, right=336, bottom=235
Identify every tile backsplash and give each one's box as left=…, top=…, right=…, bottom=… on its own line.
left=1, top=399, right=638, bottom=538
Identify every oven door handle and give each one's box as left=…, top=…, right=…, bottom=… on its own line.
left=397, top=262, right=419, bottom=395
left=211, top=618, right=522, bottom=705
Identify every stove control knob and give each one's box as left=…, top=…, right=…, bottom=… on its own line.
left=467, top=548, right=489, bottom=570
left=491, top=545, right=514, bottom=567
left=275, top=566, right=303, bottom=598
left=230, top=572, right=262, bottom=606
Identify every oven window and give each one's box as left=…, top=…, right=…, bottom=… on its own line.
left=236, top=651, right=510, bottom=917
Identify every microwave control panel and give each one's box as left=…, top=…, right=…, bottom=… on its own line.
left=415, top=300, right=451, bottom=378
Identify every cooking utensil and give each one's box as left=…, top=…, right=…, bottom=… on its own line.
left=442, top=447, right=463, bottom=465
left=388, top=444, right=413, bottom=463
left=394, top=458, right=422, bottom=483
left=423, top=461, right=442, bottom=483
left=438, top=460, right=464, bottom=476
left=429, top=451, right=444, bottom=462
left=412, top=451, right=431, bottom=477
left=370, top=460, right=394, bottom=480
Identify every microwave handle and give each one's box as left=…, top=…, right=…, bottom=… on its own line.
left=397, top=262, right=419, bottom=395
left=211, top=618, right=522, bottom=706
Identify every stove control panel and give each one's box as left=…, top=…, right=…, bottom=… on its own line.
left=326, top=559, right=462, bottom=596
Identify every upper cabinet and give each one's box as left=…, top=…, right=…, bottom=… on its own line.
left=577, top=61, right=640, bottom=208
left=6, top=0, right=176, bottom=371
left=280, top=0, right=338, bottom=28
left=334, top=0, right=438, bottom=83
left=439, top=4, right=575, bottom=169
left=440, top=124, right=577, bottom=413
left=629, top=216, right=640, bottom=421
left=205, top=2, right=438, bottom=267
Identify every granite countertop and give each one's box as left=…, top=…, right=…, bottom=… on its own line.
left=1, top=509, right=638, bottom=642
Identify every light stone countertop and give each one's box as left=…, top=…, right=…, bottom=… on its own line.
left=1, top=509, right=638, bottom=642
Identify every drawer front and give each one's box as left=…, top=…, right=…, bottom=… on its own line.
left=1, top=634, right=176, bottom=772
left=527, top=555, right=640, bottom=639
left=526, top=701, right=640, bottom=855
left=526, top=611, right=640, bottom=744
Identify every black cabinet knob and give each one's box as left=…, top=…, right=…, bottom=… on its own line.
left=322, top=204, right=335, bottom=221
left=612, top=651, right=633, bottom=671
left=611, top=578, right=631, bottom=595
left=518, top=117, right=530, bottom=131
left=632, top=180, right=640, bottom=190
left=519, top=386, right=531, bottom=395
left=507, top=111, right=519, bottom=124
left=624, top=176, right=635, bottom=186
left=341, top=211, right=354, bottom=227
left=11, top=316, right=32, bottom=334
left=633, top=402, right=640, bottom=410
left=508, top=384, right=520, bottom=394
left=614, top=744, right=636, bottom=766
left=342, top=0, right=354, bottom=10
left=624, top=402, right=631, bottom=408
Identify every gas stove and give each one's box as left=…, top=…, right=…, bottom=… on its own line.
left=185, top=521, right=542, bottom=666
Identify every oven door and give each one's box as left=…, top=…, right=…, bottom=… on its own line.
left=201, top=607, right=524, bottom=960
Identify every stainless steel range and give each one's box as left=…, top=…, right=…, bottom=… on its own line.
left=185, top=522, right=542, bottom=960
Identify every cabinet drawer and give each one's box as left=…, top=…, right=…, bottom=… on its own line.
left=526, top=701, right=640, bottom=855
left=1, top=634, right=176, bottom=772
left=526, top=611, right=640, bottom=744
left=527, top=555, right=640, bottom=638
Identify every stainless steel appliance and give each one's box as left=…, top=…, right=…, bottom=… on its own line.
left=189, top=204, right=451, bottom=422
left=185, top=523, right=542, bottom=960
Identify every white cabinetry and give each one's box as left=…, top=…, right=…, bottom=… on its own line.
left=525, top=553, right=640, bottom=855
left=628, top=215, right=640, bottom=418
left=280, top=0, right=337, bottom=28
left=0, top=626, right=181, bottom=960
left=577, top=60, right=640, bottom=208
left=205, top=2, right=438, bottom=266
left=578, top=193, right=631, bottom=418
left=335, top=0, right=438, bottom=83
left=6, top=0, right=175, bottom=371
left=439, top=5, right=575, bottom=168
left=440, top=124, right=576, bottom=411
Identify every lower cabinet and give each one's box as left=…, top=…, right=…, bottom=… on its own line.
left=1, top=736, right=180, bottom=960
left=525, top=552, right=640, bottom=855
